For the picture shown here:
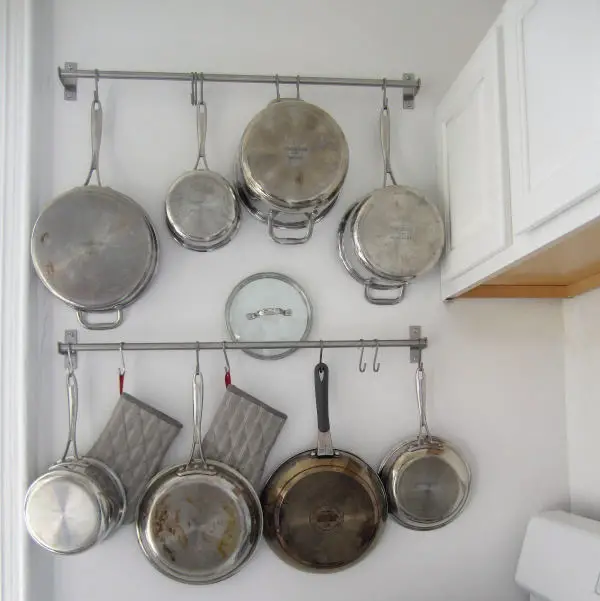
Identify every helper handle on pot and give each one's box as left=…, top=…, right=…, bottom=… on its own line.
left=268, top=210, right=315, bottom=245
left=61, top=370, right=81, bottom=462
left=315, top=362, right=334, bottom=457
left=380, top=105, right=397, bottom=187
left=84, top=81, right=103, bottom=187
left=364, top=281, right=406, bottom=305
left=193, top=101, right=209, bottom=171
left=416, top=362, right=432, bottom=444
left=77, top=308, right=124, bottom=331
left=184, top=368, right=213, bottom=474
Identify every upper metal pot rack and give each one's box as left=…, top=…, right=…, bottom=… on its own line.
left=58, top=326, right=427, bottom=371
left=57, top=63, right=421, bottom=108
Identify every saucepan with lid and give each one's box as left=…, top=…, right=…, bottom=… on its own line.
left=30, top=74, right=158, bottom=329
left=165, top=73, right=241, bottom=251
left=339, top=82, right=444, bottom=303
left=237, top=77, right=349, bottom=244
left=24, top=357, right=127, bottom=554
left=378, top=361, right=471, bottom=530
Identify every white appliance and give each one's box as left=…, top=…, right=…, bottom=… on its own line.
left=517, top=510, right=600, bottom=600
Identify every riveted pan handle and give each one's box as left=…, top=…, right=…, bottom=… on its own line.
left=84, top=79, right=103, bottom=187
left=315, top=362, right=334, bottom=457
left=268, top=211, right=315, bottom=244
left=77, top=309, right=123, bottom=330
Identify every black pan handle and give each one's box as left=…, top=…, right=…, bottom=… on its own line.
left=315, top=362, right=334, bottom=456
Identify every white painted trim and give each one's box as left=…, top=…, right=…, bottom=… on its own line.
left=0, top=1, right=34, bottom=600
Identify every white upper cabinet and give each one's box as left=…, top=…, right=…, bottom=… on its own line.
left=436, top=25, right=510, bottom=280
left=504, top=0, right=600, bottom=233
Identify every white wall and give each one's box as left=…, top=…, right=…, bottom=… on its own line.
left=564, top=287, right=600, bottom=519
left=33, top=1, right=570, bottom=600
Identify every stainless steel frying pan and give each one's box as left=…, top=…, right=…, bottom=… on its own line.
left=136, top=356, right=262, bottom=584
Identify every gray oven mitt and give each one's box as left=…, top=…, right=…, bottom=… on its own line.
left=202, top=385, right=287, bottom=490
left=87, top=393, right=182, bottom=523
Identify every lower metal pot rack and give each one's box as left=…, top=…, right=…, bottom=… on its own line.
left=58, top=326, right=427, bottom=370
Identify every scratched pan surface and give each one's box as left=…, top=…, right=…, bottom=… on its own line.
left=136, top=458, right=262, bottom=584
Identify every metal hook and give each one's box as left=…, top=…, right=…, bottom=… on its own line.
left=358, top=340, right=367, bottom=373
left=382, top=77, right=388, bottom=110
left=296, top=75, right=301, bottom=99
left=66, top=344, right=75, bottom=375
left=94, top=69, right=100, bottom=102
left=222, top=342, right=231, bottom=373
left=372, top=340, right=381, bottom=373
left=195, top=342, right=200, bottom=376
left=119, top=342, right=126, bottom=375
left=319, top=340, right=324, bottom=364
left=199, top=72, right=204, bottom=105
left=275, top=74, right=280, bottom=100
left=190, top=72, right=197, bottom=106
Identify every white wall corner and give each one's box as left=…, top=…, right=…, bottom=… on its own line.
left=0, top=0, right=35, bottom=600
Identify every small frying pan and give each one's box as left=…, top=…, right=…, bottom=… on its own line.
left=261, top=361, right=387, bottom=572
left=136, top=362, right=262, bottom=584
left=378, top=362, right=471, bottom=530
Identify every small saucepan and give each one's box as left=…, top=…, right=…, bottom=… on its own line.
left=24, top=365, right=127, bottom=554
left=261, top=360, right=387, bottom=571
left=136, top=355, right=262, bottom=584
left=378, top=362, right=470, bottom=530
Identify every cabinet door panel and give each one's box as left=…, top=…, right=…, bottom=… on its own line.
left=505, top=0, right=600, bottom=233
left=437, top=26, right=510, bottom=281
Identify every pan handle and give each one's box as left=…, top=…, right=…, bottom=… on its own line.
left=315, top=362, right=334, bottom=457
left=268, top=211, right=315, bottom=245
left=61, top=371, right=80, bottom=462
left=364, top=281, right=406, bottom=305
left=83, top=93, right=103, bottom=186
left=183, top=369, right=214, bottom=474
left=416, top=362, right=432, bottom=443
left=380, top=105, right=397, bottom=187
left=77, top=309, right=123, bottom=330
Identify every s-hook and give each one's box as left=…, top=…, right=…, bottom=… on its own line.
left=118, top=342, right=126, bottom=395
left=223, top=342, right=231, bottom=387
left=372, top=340, right=381, bottom=373
left=275, top=74, right=280, bottom=100
left=195, top=341, right=200, bottom=376
left=358, top=340, right=367, bottom=373
left=296, top=75, right=301, bottom=99
left=319, top=339, right=324, bottom=364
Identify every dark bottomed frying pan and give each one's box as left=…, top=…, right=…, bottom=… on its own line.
left=261, top=361, right=387, bottom=572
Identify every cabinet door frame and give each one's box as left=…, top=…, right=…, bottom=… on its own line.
left=505, top=0, right=600, bottom=233
left=437, top=23, right=511, bottom=282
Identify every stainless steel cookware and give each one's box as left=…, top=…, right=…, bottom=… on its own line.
left=24, top=365, right=127, bottom=554
left=136, top=354, right=262, bottom=584
left=237, top=84, right=348, bottom=244
left=165, top=74, right=240, bottom=251
left=378, top=362, right=470, bottom=530
left=340, top=88, right=444, bottom=302
left=30, top=79, right=158, bottom=330
left=261, top=360, right=387, bottom=572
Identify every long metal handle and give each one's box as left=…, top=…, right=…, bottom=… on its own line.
left=61, top=371, right=80, bottom=462
left=380, top=106, right=397, bottom=187
left=193, top=102, right=209, bottom=170
left=268, top=211, right=315, bottom=244
left=186, top=370, right=211, bottom=471
left=83, top=97, right=102, bottom=186
left=246, top=307, right=292, bottom=320
left=416, top=362, right=431, bottom=443
left=315, top=362, right=334, bottom=457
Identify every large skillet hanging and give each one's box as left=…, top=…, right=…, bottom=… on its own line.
left=165, top=74, right=240, bottom=251
left=343, top=85, right=444, bottom=298
left=261, top=360, right=387, bottom=572
left=31, top=77, right=158, bottom=330
left=136, top=356, right=262, bottom=584
left=378, top=362, right=470, bottom=530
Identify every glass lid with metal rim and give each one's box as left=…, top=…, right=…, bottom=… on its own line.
left=225, top=272, right=312, bottom=360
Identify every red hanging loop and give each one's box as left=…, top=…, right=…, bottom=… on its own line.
left=225, top=370, right=231, bottom=387
left=223, top=342, right=231, bottom=388
left=118, top=342, right=126, bottom=395
left=119, top=370, right=125, bottom=395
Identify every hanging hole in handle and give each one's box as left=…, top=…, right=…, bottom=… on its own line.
left=77, top=308, right=123, bottom=330
left=364, top=281, right=406, bottom=305
left=268, top=211, right=314, bottom=244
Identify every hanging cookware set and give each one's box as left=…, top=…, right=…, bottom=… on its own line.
left=30, top=75, right=445, bottom=329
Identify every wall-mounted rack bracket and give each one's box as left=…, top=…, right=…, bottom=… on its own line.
left=59, top=62, right=78, bottom=101
left=409, top=325, right=422, bottom=363
left=56, top=64, right=422, bottom=108
left=63, top=329, right=78, bottom=369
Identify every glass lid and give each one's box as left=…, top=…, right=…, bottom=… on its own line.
left=225, top=272, right=312, bottom=360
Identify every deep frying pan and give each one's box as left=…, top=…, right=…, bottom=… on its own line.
left=136, top=362, right=262, bottom=584
left=378, top=362, right=471, bottom=530
left=30, top=80, right=158, bottom=330
left=261, top=361, right=387, bottom=572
